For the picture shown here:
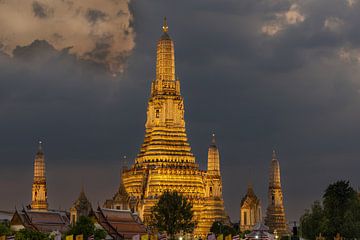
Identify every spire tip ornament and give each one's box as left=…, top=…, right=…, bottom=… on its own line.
left=162, top=17, right=168, bottom=33
left=272, top=149, right=277, bottom=160
left=211, top=133, right=216, bottom=144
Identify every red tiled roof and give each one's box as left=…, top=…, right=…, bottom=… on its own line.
left=12, top=209, right=70, bottom=233
left=95, top=208, right=147, bottom=239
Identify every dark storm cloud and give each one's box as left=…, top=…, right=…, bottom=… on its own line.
left=1, top=0, right=360, bottom=224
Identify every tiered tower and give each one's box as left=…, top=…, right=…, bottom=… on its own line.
left=122, top=18, right=227, bottom=236
left=31, top=141, right=48, bottom=211
left=199, top=134, right=228, bottom=233
left=240, top=184, right=262, bottom=231
left=265, top=150, right=288, bottom=236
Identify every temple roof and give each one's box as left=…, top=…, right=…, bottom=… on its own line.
left=93, top=207, right=147, bottom=239
left=245, top=223, right=274, bottom=240
left=0, top=210, right=13, bottom=222
left=241, top=184, right=260, bottom=207
left=11, top=208, right=70, bottom=233
left=72, top=187, right=92, bottom=211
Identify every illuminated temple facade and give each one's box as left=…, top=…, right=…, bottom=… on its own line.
left=121, top=19, right=228, bottom=236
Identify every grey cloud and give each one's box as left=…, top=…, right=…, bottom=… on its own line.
left=86, top=42, right=112, bottom=61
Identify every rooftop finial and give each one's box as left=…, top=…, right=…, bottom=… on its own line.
left=38, top=140, right=43, bottom=153
left=211, top=133, right=216, bottom=145
left=272, top=149, right=277, bottom=160
left=162, top=17, right=168, bottom=33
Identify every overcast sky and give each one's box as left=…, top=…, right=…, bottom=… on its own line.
left=1, top=0, right=360, bottom=223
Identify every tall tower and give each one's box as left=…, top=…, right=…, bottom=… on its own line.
left=122, top=18, right=227, bottom=237
left=31, top=141, right=48, bottom=211
left=200, top=134, right=228, bottom=233
left=265, top=150, right=288, bottom=236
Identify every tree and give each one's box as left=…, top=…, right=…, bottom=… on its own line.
left=149, top=191, right=196, bottom=239
left=210, top=221, right=237, bottom=236
left=300, top=180, right=360, bottom=240
left=300, top=201, right=326, bottom=240
left=0, top=222, right=12, bottom=236
left=323, top=180, right=359, bottom=238
left=67, top=216, right=107, bottom=240
left=15, top=228, right=48, bottom=240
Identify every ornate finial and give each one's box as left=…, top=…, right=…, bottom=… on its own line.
left=272, top=149, right=277, bottom=160
left=211, top=133, right=216, bottom=144
left=247, top=182, right=255, bottom=195
left=37, top=140, right=44, bottom=154
left=162, top=17, right=168, bottom=33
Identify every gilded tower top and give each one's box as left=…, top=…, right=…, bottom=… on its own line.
left=162, top=17, right=168, bottom=33
left=31, top=141, right=48, bottom=211
left=207, top=133, right=220, bottom=175
left=270, top=150, right=281, bottom=189
left=155, top=17, right=176, bottom=83
left=34, top=141, right=45, bottom=183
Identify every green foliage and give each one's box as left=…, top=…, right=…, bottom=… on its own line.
left=15, top=228, right=48, bottom=240
left=300, top=180, right=360, bottom=240
left=94, top=228, right=107, bottom=240
left=0, top=222, right=12, bottom=236
left=67, top=216, right=107, bottom=240
left=210, top=221, right=237, bottom=236
left=239, top=230, right=251, bottom=239
left=149, top=191, right=196, bottom=239
left=300, top=201, right=326, bottom=240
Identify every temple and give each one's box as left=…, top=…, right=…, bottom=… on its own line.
left=121, top=18, right=228, bottom=236
left=70, top=187, right=92, bottom=225
left=31, top=141, right=48, bottom=211
left=240, top=184, right=262, bottom=232
left=264, top=150, right=289, bottom=236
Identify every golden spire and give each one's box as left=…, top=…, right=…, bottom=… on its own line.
left=270, top=149, right=281, bottom=188
left=162, top=17, right=168, bottom=33
left=207, top=133, right=220, bottom=175
left=265, top=149, right=288, bottom=236
left=31, top=140, right=48, bottom=211
left=155, top=17, right=175, bottom=82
